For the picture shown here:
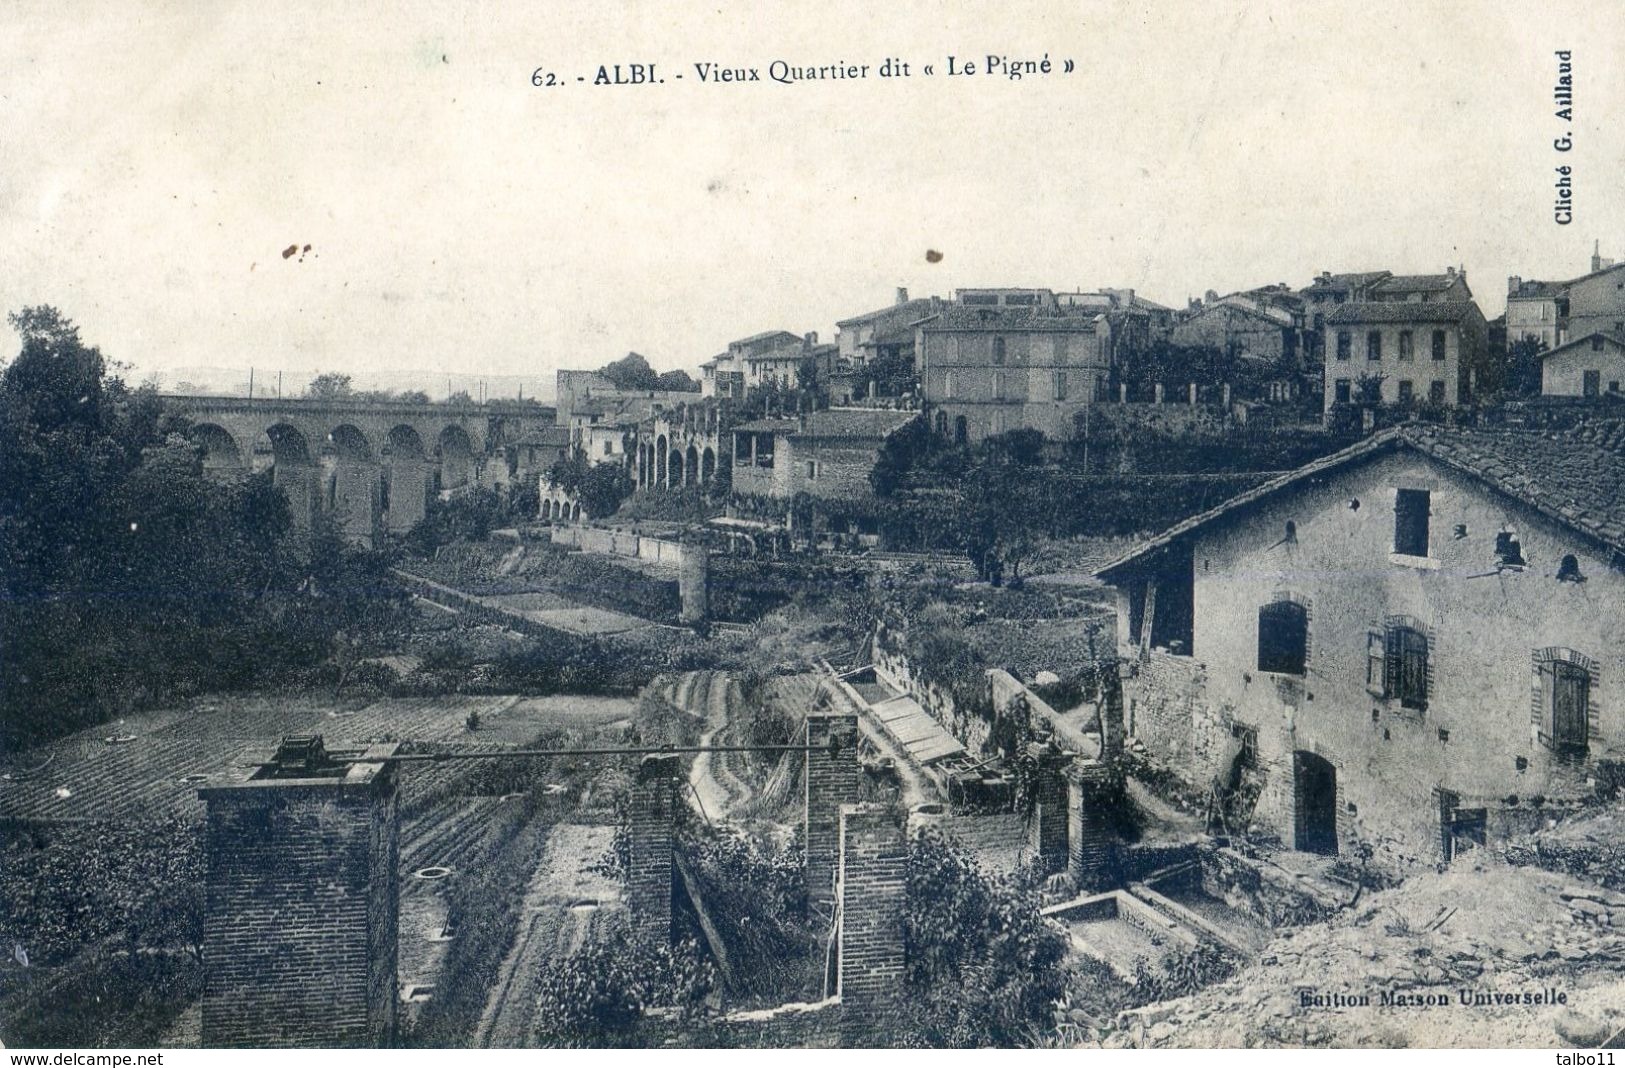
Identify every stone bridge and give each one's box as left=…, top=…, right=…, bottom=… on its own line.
left=165, top=395, right=553, bottom=544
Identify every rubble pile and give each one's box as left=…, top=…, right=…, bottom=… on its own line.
left=1107, top=861, right=1625, bottom=1048
left=1501, top=804, right=1625, bottom=893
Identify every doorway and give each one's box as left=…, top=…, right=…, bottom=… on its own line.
left=1293, top=750, right=1338, bottom=855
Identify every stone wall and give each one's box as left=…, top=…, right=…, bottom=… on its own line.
left=199, top=755, right=399, bottom=1048
left=549, top=523, right=695, bottom=570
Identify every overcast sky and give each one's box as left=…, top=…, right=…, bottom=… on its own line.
left=4, top=0, right=1622, bottom=397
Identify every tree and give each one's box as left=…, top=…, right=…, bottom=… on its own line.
left=596, top=352, right=659, bottom=391
left=305, top=372, right=354, bottom=400
left=654, top=369, right=699, bottom=392
left=577, top=463, right=633, bottom=518
left=1505, top=336, right=1549, bottom=398
left=870, top=415, right=933, bottom=497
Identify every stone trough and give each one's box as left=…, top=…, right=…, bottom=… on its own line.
left=1042, top=889, right=1200, bottom=979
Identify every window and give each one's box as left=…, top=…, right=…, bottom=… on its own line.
left=603, top=440, right=613, bottom=457
left=1336, top=331, right=1351, bottom=360
left=1367, top=331, right=1383, bottom=360
left=943, top=371, right=954, bottom=399
left=1397, top=380, right=1414, bottom=405
left=1313, top=313, right=1325, bottom=332
left=1430, top=380, right=1447, bottom=404
left=1332, top=378, right=1351, bottom=404
left=992, top=336, right=1006, bottom=365
left=1054, top=370, right=1068, bottom=401
left=1431, top=330, right=1447, bottom=360
left=1369, top=622, right=1429, bottom=709
left=1394, top=488, right=1430, bottom=557
left=1536, top=653, right=1592, bottom=759
left=806, top=460, right=818, bottom=480
left=1399, top=330, right=1414, bottom=360
left=1257, top=599, right=1308, bottom=675
left=992, top=371, right=1005, bottom=401
left=1584, top=370, right=1601, bottom=398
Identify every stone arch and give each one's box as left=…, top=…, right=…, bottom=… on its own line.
left=384, top=425, right=428, bottom=533
left=954, top=414, right=968, bottom=445
left=324, top=424, right=380, bottom=544
left=655, top=434, right=668, bottom=486
left=686, top=444, right=700, bottom=485
left=571, top=502, right=581, bottom=521
left=437, top=425, right=475, bottom=491
left=669, top=448, right=685, bottom=487
left=701, top=447, right=716, bottom=483
left=192, top=422, right=246, bottom=479
left=260, top=423, right=319, bottom=536
left=934, top=410, right=948, bottom=438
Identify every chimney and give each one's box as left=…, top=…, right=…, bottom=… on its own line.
left=1593, top=240, right=1605, bottom=273
left=1205, top=290, right=1219, bottom=303
left=895, top=287, right=909, bottom=305
left=1320, top=271, right=1332, bottom=284
left=1508, top=276, right=1522, bottom=295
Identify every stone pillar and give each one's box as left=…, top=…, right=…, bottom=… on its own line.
left=1188, top=382, right=1198, bottom=405
left=804, top=713, right=861, bottom=918
left=198, top=738, right=399, bottom=1049
left=678, top=545, right=710, bottom=625
left=1026, top=742, right=1072, bottom=874
left=385, top=462, right=428, bottom=534
left=1067, top=760, right=1119, bottom=892
left=1222, top=382, right=1232, bottom=409
left=629, top=754, right=680, bottom=943
left=1118, top=382, right=1128, bottom=404
left=1099, top=664, right=1127, bottom=761
left=836, top=803, right=906, bottom=1029
left=332, top=461, right=383, bottom=547
left=273, top=464, right=320, bottom=543
left=1153, top=382, right=1164, bottom=405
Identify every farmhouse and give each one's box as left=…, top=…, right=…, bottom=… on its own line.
left=1094, top=423, right=1625, bottom=873
left=1540, top=331, right=1625, bottom=398
left=731, top=408, right=919, bottom=500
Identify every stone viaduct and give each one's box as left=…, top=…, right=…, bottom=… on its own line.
left=165, top=395, right=551, bottom=544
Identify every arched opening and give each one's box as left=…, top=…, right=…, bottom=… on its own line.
left=701, top=447, right=716, bottom=483
left=437, top=425, right=476, bottom=493
left=954, top=415, right=968, bottom=445
left=669, top=449, right=685, bottom=487
left=324, top=424, right=380, bottom=544
left=192, top=423, right=245, bottom=480
left=260, top=423, right=318, bottom=536
left=1292, top=751, right=1338, bottom=855
left=384, top=425, right=427, bottom=534
left=686, top=444, right=700, bottom=485
left=655, top=434, right=668, bottom=486
left=571, top=502, right=581, bottom=521
left=934, top=411, right=948, bottom=438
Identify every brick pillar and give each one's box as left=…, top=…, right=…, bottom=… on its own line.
left=199, top=739, right=399, bottom=1048
left=804, top=713, right=860, bottom=918
left=629, top=754, right=680, bottom=943
left=1068, top=760, right=1119, bottom=892
left=1026, top=742, right=1072, bottom=874
left=836, top=804, right=907, bottom=1029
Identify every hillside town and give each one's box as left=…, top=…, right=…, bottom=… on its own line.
left=5, top=246, right=1625, bottom=1051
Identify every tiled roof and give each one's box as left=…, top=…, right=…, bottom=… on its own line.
left=731, top=418, right=799, bottom=434
left=921, top=309, right=1102, bottom=333
left=732, top=329, right=800, bottom=347
left=1509, top=280, right=1569, bottom=300
left=513, top=427, right=570, bottom=447
left=794, top=409, right=919, bottom=440
left=1325, top=300, right=1481, bottom=325
left=1372, top=274, right=1461, bottom=295
left=1096, top=422, right=1625, bottom=577
left=836, top=297, right=940, bottom=328
left=1539, top=332, right=1625, bottom=360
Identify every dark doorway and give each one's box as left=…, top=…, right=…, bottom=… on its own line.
left=1293, top=750, right=1338, bottom=855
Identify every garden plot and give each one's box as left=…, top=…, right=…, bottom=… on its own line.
left=0, top=693, right=635, bottom=823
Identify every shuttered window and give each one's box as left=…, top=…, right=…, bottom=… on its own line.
left=1394, top=489, right=1430, bottom=557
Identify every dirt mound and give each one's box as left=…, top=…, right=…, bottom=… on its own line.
left=1110, top=859, right=1625, bottom=1048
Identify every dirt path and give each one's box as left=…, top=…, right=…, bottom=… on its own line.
left=473, top=822, right=623, bottom=1048
left=686, top=672, right=738, bottom=822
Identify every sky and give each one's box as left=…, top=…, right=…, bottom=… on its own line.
left=3, top=0, right=1622, bottom=399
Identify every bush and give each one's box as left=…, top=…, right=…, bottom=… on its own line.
left=533, top=931, right=716, bottom=1046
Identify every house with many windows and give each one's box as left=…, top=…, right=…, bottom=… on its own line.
left=1094, top=424, right=1625, bottom=874
left=1322, top=300, right=1490, bottom=413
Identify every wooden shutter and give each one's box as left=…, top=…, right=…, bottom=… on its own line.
left=1367, top=630, right=1387, bottom=694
